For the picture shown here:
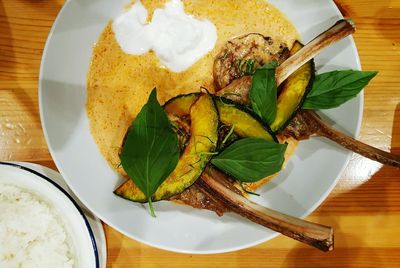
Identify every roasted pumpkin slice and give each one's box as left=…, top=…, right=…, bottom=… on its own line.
left=164, top=93, right=199, bottom=117
left=114, top=177, right=147, bottom=202
left=114, top=94, right=218, bottom=202
left=214, top=97, right=277, bottom=142
left=270, top=41, right=315, bottom=132
left=164, top=93, right=276, bottom=141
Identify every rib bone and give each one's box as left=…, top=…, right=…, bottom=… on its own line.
left=300, top=111, right=400, bottom=167
left=199, top=168, right=334, bottom=252
left=275, top=19, right=355, bottom=86
left=216, top=19, right=355, bottom=103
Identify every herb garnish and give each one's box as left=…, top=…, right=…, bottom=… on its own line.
left=303, top=70, right=377, bottom=109
left=211, top=138, right=287, bottom=183
left=237, top=59, right=257, bottom=76
left=120, top=89, right=179, bottom=217
left=249, top=62, right=278, bottom=125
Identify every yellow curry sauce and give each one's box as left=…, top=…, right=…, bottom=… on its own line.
left=86, top=0, right=299, bottom=189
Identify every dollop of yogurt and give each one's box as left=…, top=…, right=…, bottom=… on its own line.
left=112, top=0, right=217, bottom=72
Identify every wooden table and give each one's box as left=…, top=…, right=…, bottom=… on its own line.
left=1, top=0, right=399, bottom=266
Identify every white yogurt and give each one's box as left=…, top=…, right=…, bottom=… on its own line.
left=112, top=0, right=217, bottom=72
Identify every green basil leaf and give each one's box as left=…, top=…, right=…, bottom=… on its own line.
left=120, top=88, right=179, bottom=216
left=211, top=138, right=287, bottom=183
left=249, top=62, right=278, bottom=125
left=303, top=70, right=377, bottom=109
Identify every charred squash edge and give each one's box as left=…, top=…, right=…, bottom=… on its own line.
left=114, top=93, right=218, bottom=202
left=271, top=41, right=315, bottom=133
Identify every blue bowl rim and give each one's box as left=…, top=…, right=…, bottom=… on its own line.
left=0, top=161, right=100, bottom=268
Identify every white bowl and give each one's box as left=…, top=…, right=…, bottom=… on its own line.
left=39, top=0, right=362, bottom=253
left=0, top=162, right=99, bottom=267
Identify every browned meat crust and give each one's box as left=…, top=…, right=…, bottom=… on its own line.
left=215, top=75, right=253, bottom=105
left=213, top=33, right=289, bottom=89
left=170, top=183, right=229, bottom=216
left=280, top=111, right=316, bottom=140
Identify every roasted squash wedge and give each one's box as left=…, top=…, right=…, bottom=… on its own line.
left=164, top=93, right=199, bottom=118
left=214, top=97, right=277, bottom=142
left=164, top=93, right=276, bottom=141
left=114, top=94, right=218, bottom=202
left=270, top=41, right=315, bottom=132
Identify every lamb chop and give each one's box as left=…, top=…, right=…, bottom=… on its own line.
left=199, top=167, right=334, bottom=252
left=190, top=17, right=400, bottom=252
left=213, top=20, right=400, bottom=167
left=171, top=20, right=361, bottom=252
left=215, top=73, right=400, bottom=166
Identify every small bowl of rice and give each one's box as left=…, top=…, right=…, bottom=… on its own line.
left=0, top=162, right=99, bottom=268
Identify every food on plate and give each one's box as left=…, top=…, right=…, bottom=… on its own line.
left=86, top=0, right=298, bottom=176
left=165, top=93, right=277, bottom=141
left=114, top=93, right=218, bottom=203
left=86, top=0, right=399, bottom=251
left=0, top=184, right=75, bottom=267
left=287, top=110, right=400, bottom=167
left=270, top=41, right=314, bottom=132
left=213, top=33, right=289, bottom=89
left=213, top=21, right=399, bottom=168
left=215, top=33, right=400, bottom=166
left=86, top=0, right=300, bottom=211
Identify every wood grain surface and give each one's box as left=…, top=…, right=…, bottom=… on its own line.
left=1, top=0, right=399, bottom=267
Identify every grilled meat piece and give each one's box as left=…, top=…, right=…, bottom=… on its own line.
left=171, top=183, right=229, bottom=216
left=280, top=111, right=316, bottom=140
left=216, top=75, right=253, bottom=105
left=214, top=26, right=400, bottom=167
left=213, top=33, right=289, bottom=89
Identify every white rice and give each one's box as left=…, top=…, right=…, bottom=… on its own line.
left=0, top=183, right=75, bottom=268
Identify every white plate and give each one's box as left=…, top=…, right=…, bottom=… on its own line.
left=39, top=0, right=362, bottom=254
left=0, top=162, right=100, bottom=267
